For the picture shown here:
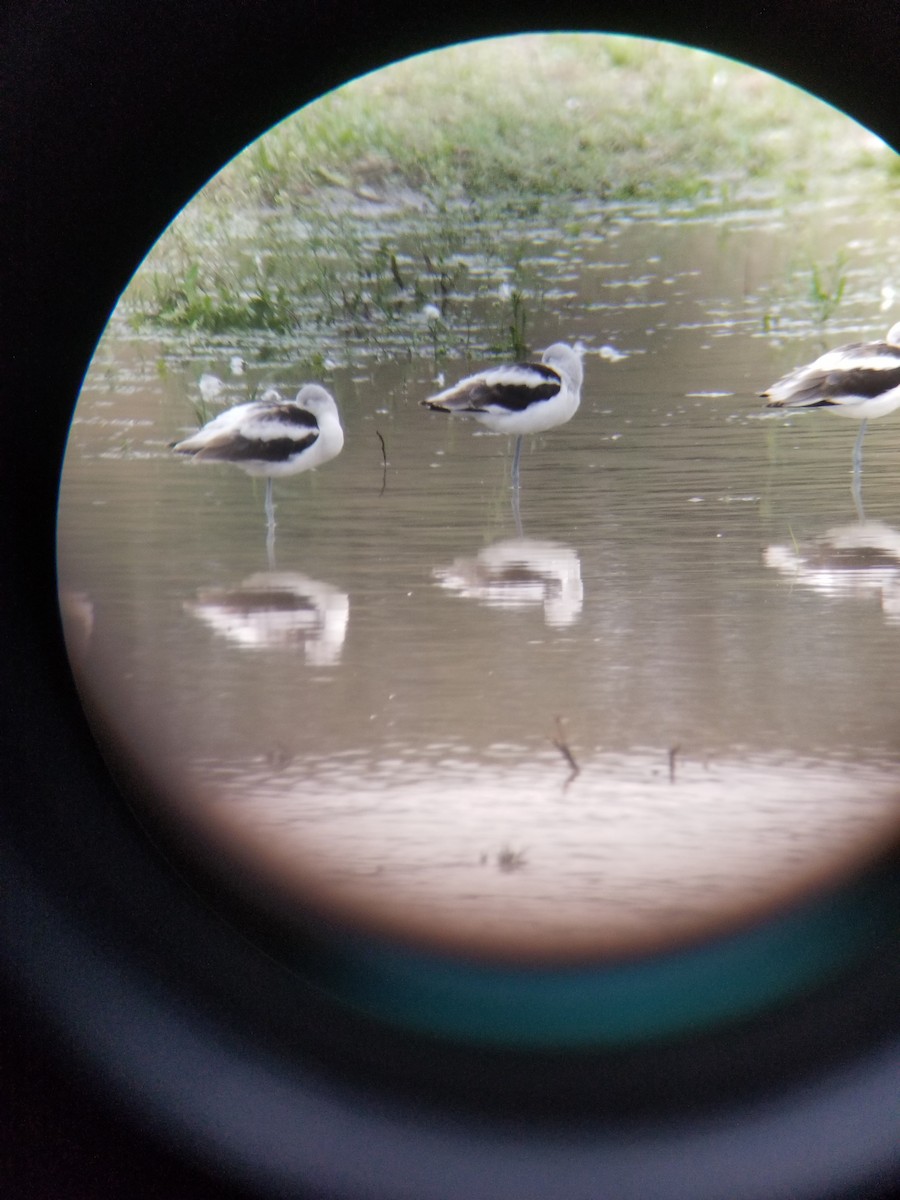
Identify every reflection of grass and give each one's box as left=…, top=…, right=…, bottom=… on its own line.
left=502, top=286, right=528, bottom=359
left=809, top=252, right=848, bottom=324
left=761, top=250, right=851, bottom=338
left=190, top=391, right=213, bottom=428
left=497, top=845, right=528, bottom=872
left=130, top=194, right=553, bottom=352
left=129, top=198, right=483, bottom=338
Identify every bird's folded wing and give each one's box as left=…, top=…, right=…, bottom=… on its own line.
left=426, top=364, right=562, bottom=413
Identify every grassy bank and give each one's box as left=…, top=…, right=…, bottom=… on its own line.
left=126, top=34, right=898, bottom=341
left=215, top=34, right=895, bottom=207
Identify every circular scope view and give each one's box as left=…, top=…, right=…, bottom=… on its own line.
left=58, top=34, right=900, bottom=959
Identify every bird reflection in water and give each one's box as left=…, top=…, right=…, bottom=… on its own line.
left=186, top=572, right=350, bottom=664
left=434, top=538, right=583, bottom=628
left=765, top=520, right=900, bottom=624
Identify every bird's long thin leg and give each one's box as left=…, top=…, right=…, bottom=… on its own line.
left=852, top=419, right=868, bottom=475
left=264, top=478, right=276, bottom=568
left=264, top=476, right=276, bottom=527
left=850, top=420, right=867, bottom=522
left=511, top=435, right=523, bottom=490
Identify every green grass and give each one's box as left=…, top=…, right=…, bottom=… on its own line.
left=124, top=33, right=898, bottom=338
left=808, top=252, right=849, bottom=324
left=210, top=34, right=893, bottom=207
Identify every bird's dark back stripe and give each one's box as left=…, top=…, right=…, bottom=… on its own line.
left=798, top=365, right=900, bottom=404
left=197, top=432, right=319, bottom=463
left=516, top=362, right=561, bottom=382
left=470, top=378, right=560, bottom=413
left=199, top=591, right=318, bottom=614
left=806, top=545, right=900, bottom=570
left=856, top=342, right=900, bottom=361
left=264, top=404, right=320, bottom=429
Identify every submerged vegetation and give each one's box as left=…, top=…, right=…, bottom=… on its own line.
left=125, top=34, right=898, bottom=348
left=808, top=252, right=849, bottom=324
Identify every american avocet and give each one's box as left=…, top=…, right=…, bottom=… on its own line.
left=762, top=321, right=900, bottom=475
left=171, top=384, right=344, bottom=541
left=420, top=342, right=584, bottom=487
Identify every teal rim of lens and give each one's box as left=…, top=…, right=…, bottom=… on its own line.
left=305, top=856, right=898, bottom=1047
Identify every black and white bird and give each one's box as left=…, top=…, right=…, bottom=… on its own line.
left=762, top=321, right=900, bottom=474
left=171, top=384, right=344, bottom=537
left=420, top=342, right=584, bottom=487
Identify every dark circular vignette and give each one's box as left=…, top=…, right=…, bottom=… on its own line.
left=3, top=2, right=900, bottom=1198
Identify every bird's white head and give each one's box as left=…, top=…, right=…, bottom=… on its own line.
left=541, top=342, right=584, bottom=391
left=295, top=383, right=339, bottom=416
left=886, top=321, right=900, bottom=348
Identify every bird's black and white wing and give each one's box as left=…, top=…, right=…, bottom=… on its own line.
left=423, top=362, right=562, bottom=415
left=173, top=401, right=320, bottom=464
left=764, top=339, right=900, bottom=410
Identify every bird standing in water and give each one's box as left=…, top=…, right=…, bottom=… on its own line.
left=420, top=342, right=584, bottom=489
left=171, top=383, right=344, bottom=562
left=762, top=321, right=900, bottom=475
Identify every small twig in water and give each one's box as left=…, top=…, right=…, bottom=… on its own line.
left=497, top=845, right=527, bottom=872
left=551, top=715, right=580, bottom=782
left=376, top=429, right=388, bottom=495
left=668, top=744, right=681, bottom=784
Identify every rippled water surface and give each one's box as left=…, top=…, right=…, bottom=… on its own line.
left=58, top=195, right=900, bottom=957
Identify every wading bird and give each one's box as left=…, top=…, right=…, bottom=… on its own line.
left=420, top=342, right=584, bottom=488
left=762, top=321, right=900, bottom=477
left=171, top=384, right=344, bottom=558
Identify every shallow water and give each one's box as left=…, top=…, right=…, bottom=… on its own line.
left=58, top=194, right=900, bottom=958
